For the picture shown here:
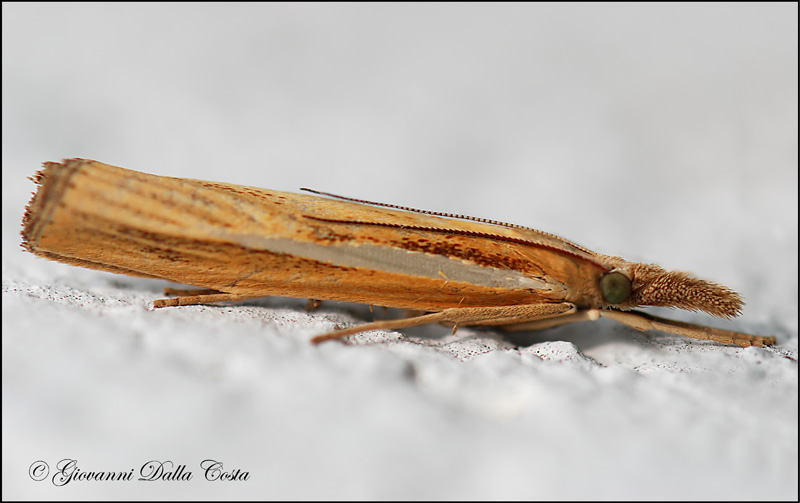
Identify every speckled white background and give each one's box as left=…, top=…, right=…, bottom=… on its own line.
left=3, top=4, right=797, bottom=500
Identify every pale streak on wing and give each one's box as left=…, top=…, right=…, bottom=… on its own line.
left=231, top=234, right=563, bottom=293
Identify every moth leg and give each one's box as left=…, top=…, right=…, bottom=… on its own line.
left=163, top=287, right=222, bottom=297
left=153, top=292, right=262, bottom=308
left=311, top=302, right=575, bottom=344
left=598, top=310, right=777, bottom=348
left=462, top=303, right=577, bottom=326
left=499, top=309, right=603, bottom=332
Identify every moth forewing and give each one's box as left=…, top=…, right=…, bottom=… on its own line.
left=22, top=158, right=776, bottom=348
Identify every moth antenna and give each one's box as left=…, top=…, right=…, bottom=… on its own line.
left=302, top=215, right=606, bottom=272
left=300, top=188, right=594, bottom=254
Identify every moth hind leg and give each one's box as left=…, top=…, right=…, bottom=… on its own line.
left=311, top=302, right=575, bottom=344
left=162, top=287, right=222, bottom=297
left=154, top=288, right=261, bottom=308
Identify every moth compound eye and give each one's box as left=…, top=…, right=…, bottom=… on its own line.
left=601, top=272, right=631, bottom=304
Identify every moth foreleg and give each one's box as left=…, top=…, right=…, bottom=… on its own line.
left=598, top=310, right=776, bottom=348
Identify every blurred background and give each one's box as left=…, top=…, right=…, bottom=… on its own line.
left=3, top=3, right=797, bottom=500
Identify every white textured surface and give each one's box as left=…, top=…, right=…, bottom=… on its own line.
left=2, top=4, right=797, bottom=500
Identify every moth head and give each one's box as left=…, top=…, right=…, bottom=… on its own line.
left=599, top=263, right=743, bottom=318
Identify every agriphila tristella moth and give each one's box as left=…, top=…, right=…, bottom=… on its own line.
left=21, top=159, right=776, bottom=348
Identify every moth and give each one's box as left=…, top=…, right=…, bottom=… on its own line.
left=21, top=159, right=775, bottom=347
